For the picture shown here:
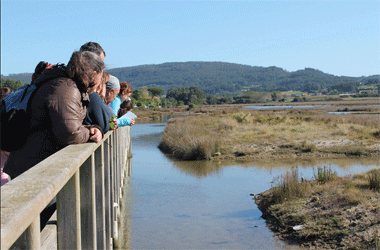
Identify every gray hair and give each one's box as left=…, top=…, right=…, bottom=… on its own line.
left=67, top=51, right=105, bottom=92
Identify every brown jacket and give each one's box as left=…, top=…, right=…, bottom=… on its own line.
left=4, top=67, right=102, bottom=179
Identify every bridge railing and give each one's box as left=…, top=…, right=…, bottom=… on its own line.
left=1, top=126, right=131, bottom=250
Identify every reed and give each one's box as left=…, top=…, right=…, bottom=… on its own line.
left=270, top=167, right=311, bottom=204
left=368, top=169, right=380, bottom=191
left=313, top=166, right=337, bottom=183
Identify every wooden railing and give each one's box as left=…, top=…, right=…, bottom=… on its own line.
left=1, top=126, right=131, bottom=250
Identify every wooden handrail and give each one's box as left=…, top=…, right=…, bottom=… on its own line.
left=1, top=126, right=131, bottom=250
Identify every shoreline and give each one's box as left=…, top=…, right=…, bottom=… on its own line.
left=254, top=168, right=380, bottom=249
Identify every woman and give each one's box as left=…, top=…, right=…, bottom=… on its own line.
left=4, top=51, right=105, bottom=179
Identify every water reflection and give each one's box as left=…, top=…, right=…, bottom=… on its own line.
left=121, top=121, right=379, bottom=250
left=244, top=105, right=330, bottom=109
left=169, top=157, right=380, bottom=178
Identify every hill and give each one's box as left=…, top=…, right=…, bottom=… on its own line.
left=2, top=62, right=378, bottom=96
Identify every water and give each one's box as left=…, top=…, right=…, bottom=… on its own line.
left=244, top=105, right=330, bottom=109
left=118, top=122, right=380, bottom=249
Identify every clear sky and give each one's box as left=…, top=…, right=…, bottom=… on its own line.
left=1, top=0, right=379, bottom=77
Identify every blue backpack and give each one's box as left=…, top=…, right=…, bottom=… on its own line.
left=0, top=62, right=61, bottom=152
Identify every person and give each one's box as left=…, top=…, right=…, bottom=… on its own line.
left=4, top=50, right=105, bottom=180
left=118, top=99, right=134, bottom=118
left=83, top=71, right=115, bottom=133
left=1, top=87, right=12, bottom=186
left=104, top=75, right=120, bottom=105
left=0, top=87, right=12, bottom=101
left=110, top=81, right=135, bottom=127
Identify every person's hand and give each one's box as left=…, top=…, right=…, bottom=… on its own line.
left=110, top=119, right=118, bottom=130
left=130, top=118, right=135, bottom=126
left=89, top=127, right=102, bottom=143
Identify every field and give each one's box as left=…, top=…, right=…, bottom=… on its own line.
left=149, top=99, right=380, bottom=161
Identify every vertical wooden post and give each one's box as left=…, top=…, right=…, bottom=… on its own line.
left=95, top=145, right=106, bottom=249
left=10, top=216, right=41, bottom=250
left=80, top=154, right=97, bottom=250
left=57, top=172, right=81, bottom=250
left=103, top=137, right=112, bottom=250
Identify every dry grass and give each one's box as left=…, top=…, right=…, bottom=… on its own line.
left=158, top=105, right=380, bottom=160
left=255, top=168, right=380, bottom=249
left=158, top=116, right=220, bottom=160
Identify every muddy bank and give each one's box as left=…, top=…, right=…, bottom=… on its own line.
left=254, top=170, right=380, bottom=249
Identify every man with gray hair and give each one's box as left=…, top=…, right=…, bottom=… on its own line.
left=105, top=75, right=120, bottom=105
left=105, top=75, right=135, bottom=127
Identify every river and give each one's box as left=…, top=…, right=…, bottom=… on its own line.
left=117, top=121, right=380, bottom=250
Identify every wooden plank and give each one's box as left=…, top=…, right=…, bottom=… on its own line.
left=104, top=137, right=112, bottom=250
left=80, top=154, right=97, bottom=250
left=95, top=145, right=106, bottom=249
left=41, top=212, right=57, bottom=250
left=10, top=216, right=40, bottom=250
left=57, top=172, right=81, bottom=250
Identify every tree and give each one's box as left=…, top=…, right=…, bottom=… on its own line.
left=147, top=87, right=163, bottom=98
left=140, top=88, right=151, bottom=101
left=132, top=89, right=141, bottom=100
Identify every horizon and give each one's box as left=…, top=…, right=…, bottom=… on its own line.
left=1, top=1, right=379, bottom=78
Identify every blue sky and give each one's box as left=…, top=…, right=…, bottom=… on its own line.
left=1, top=0, right=379, bottom=77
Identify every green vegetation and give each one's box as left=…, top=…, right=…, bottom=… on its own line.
left=313, top=166, right=337, bottom=183
left=0, top=78, right=26, bottom=91
left=3, top=62, right=379, bottom=107
left=255, top=168, right=380, bottom=249
left=106, top=62, right=379, bottom=96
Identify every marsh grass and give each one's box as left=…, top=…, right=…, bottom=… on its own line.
left=158, top=104, right=380, bottom=160
left=158, top=116, right=220, bottom=160
left=313, top=166, right=337, bottom=183
left=368, top=169, right=380, bottom=191
left=258, top=168, right=380, bottom=249
left=271, top=167, right=311, bottom=204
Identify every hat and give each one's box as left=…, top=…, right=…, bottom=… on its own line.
left=106, top=75, right=120, bottom=90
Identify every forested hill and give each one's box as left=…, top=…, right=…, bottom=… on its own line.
left=107, top=62, right=373, bottom=95
left=2, top=61, right=378, bottom=96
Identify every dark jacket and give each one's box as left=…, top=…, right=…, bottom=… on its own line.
left=4, top=67, right=103, bottom=179
left=83, top=92, right=112, bottom=133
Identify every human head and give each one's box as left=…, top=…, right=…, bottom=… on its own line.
left=96, top=71, right=110, bottom=99
left=80, top=42, right=106, bottom=61
left=120, top=100, right=133, bottom=111
left=66, top=51, right=105, bottom=93
left=105, top=75, right=120, bottom=104
left=0, top=87, right=12, bottom=101
left=119, top=81, right=133, bottom=101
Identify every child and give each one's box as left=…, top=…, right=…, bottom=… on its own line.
left=118, top=99, right=134, bottom=118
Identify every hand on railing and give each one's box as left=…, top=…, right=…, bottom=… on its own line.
left=110, top=118, right=118, bottom=130
left=89, top=127, right=103, bottom=143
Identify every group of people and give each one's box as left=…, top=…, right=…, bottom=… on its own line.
left=1, top=42, right=135, bottom=186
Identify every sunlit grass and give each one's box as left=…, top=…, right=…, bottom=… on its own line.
left=158, top=106, right=380, bottom=160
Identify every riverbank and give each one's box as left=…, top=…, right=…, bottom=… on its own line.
left=254, top=168, right=380, bottom=249
left=153, top=101, right=380, bottom=160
